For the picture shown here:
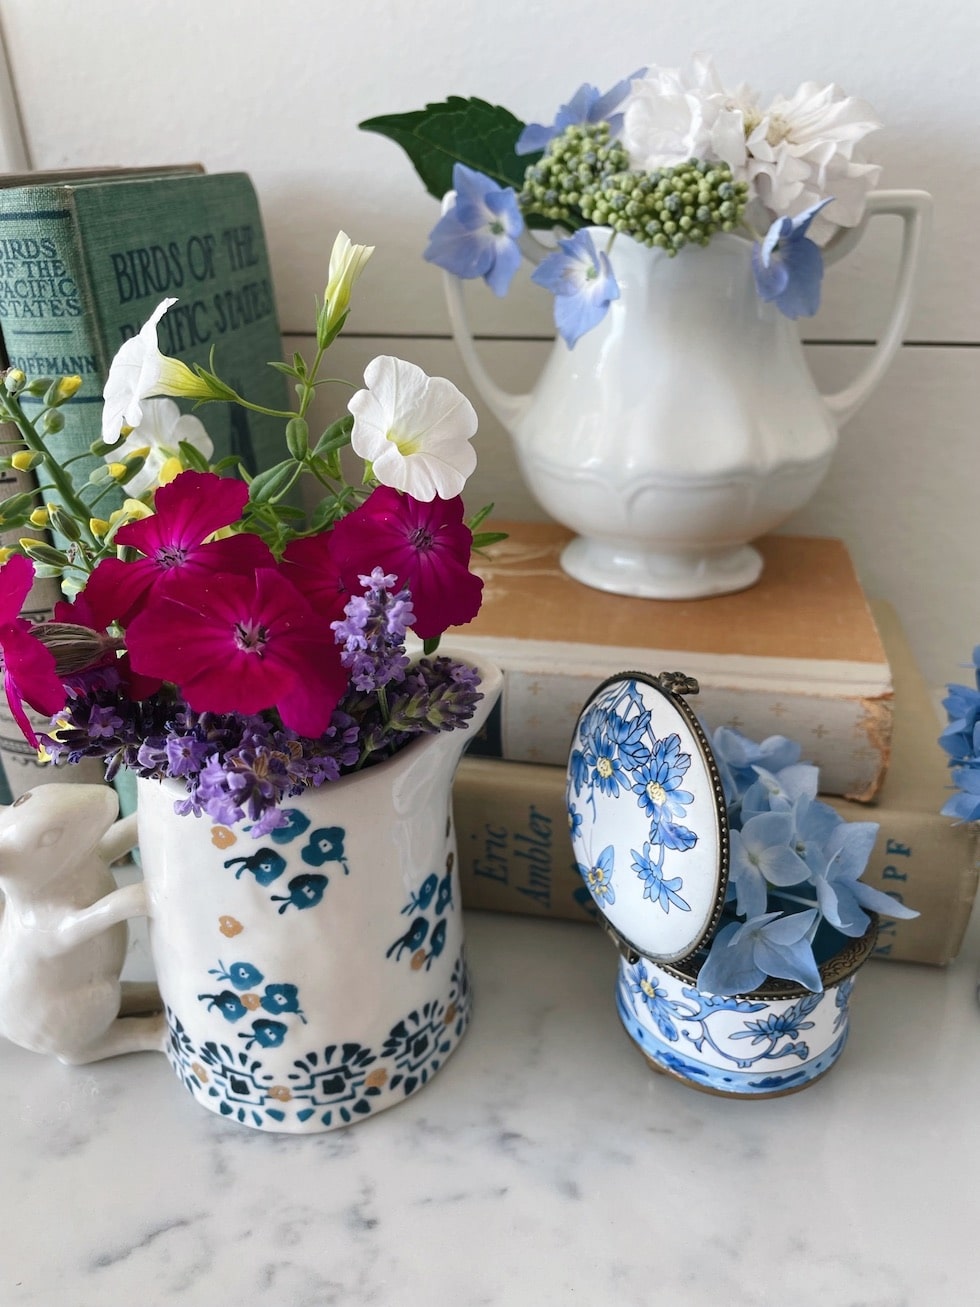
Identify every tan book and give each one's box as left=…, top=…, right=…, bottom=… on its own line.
left=453, top=601, right=978, bottom=967
left=449, top=523, right=892, bottom=802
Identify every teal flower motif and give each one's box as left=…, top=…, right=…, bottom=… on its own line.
left=631, top=841, right=691, bottom=913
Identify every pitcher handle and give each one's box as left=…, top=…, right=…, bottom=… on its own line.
left=443, top=269, right=531, bottom=429
left=818, top=189, right=932, bottom=426
left=439, top=186, right=542, bottom=430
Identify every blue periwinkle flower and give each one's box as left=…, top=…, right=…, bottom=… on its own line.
left=424, top=163, right=524, bottom=297
left=698, top=909, right=824, bottom=996
left=531, top=228, right=620, bottom=348
left=752, top=197, right=834, bottom=319
left=515, top=70, right=646, bottom=155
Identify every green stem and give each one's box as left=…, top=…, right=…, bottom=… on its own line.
left=2, top=394, right=103, bottom=550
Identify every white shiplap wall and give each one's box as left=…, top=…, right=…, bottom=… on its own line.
left=0, top=0, right=977, bottom=687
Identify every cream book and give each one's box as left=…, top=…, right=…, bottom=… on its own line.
left=453, top=601, right=978, bottom=967
left=449, top=523, right=892, bottom=801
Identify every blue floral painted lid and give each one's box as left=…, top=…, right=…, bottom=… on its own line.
left=566, top=672, right=729, bottom=964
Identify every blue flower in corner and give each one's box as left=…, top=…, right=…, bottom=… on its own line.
left=943, top=766, right=980, bottom=823
left=631, top=841, right=691, bottom=914
left=811, top=821, right=919, bottom=935
left=424, top=163, right=524, bottom=297
left=531, top=229, right=620, bottom=347
left=515, top=71, right=645, bottom=155
left=578, top=844, right=616, bottom=906
left=752, top=197, right=834, bottom=319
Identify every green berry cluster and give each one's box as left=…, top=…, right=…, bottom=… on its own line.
left=520, top=123, right=749, bottom=256
left=519, top=122, right=631, bottom=226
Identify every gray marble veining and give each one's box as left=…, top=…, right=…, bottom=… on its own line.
left=2, top=908, right=979, bottom=1306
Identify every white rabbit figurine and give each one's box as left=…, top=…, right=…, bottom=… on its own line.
left=0, top=782, right=165, bottom=1064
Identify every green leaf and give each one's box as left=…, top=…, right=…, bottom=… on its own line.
left=360, top=98, right=538, bottom=199
left=267, top=360, right=303, bottom=380
left=178, top=440, right=211, bottom=473
left=285, top=417, right=310, bottom=460
left=312, top=415, right=353, bottom=457
left=472, top=530, right=509, bottom=550
left=466, top=501, right=495, bottom=532
left=248, top=459, right=297, bottom=504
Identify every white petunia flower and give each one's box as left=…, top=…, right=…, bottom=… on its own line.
left=745, top=81, right=882, bottom=234
left=101, top=298, right=216, bottom=444
left=348, top=355, right=478, bottom=501
left=106, top=397, right=214, bottom=498
left=620, top=54, right=755, bottom=177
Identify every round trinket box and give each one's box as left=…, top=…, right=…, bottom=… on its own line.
left=565, top=671, right=877, bottom=1098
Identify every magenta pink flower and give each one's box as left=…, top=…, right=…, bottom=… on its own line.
left=0, top=554, right=67, bottom=747
left=124, top=567, right=347, bottom=735
left=329, top=486, right=483, bottom=640
left=280, top=531, right=354, bottom=625
left=84, top=470, right=274, bottom=626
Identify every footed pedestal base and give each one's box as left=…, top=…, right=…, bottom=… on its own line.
left=559, top=536, right=764, bottom=600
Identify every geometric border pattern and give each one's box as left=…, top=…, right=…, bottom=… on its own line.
left=165, top=952, right=471, bottom=1130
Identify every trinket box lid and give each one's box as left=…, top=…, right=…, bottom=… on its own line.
left=566, top=671, right=729, bottom=964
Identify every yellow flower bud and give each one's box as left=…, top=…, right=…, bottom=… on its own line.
left=120, top=498, right=153, bottom=521
left=10, top=450, right=38, bottom=472
left=158, top=456, right=183, bottom=486
left=107, top=462, right=128, bottom=480
left=89, top=517, right=110, bottom=538
left=29, top=506, right=49, bottom=528
left=0, top=547, right=12, bottom=564
left=53, top=375, right=83, bottom=403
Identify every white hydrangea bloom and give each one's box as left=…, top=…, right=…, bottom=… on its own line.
left=620, top=54, right=755, bottom=177
left=620, top=57, right=882, bottom=239
left=745, top=81, right=883, bottom=233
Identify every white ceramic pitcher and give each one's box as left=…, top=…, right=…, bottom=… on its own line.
left=445, top=190, right=931, bottom=599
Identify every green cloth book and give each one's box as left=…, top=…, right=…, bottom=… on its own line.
left=0, top=167, right=288, bottom=514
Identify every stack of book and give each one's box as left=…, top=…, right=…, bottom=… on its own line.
left=0, top=164, right=288, bottom=800
left=449, top=523, right=978, bottom=967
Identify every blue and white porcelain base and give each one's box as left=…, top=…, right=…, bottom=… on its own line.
left=614, top=922, right=877, bottom=1098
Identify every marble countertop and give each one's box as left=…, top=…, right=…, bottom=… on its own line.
left=3, top=900, right=980, bottom=1307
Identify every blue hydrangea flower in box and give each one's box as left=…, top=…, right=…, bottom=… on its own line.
left=566, top=671, right=917, bottom=1097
